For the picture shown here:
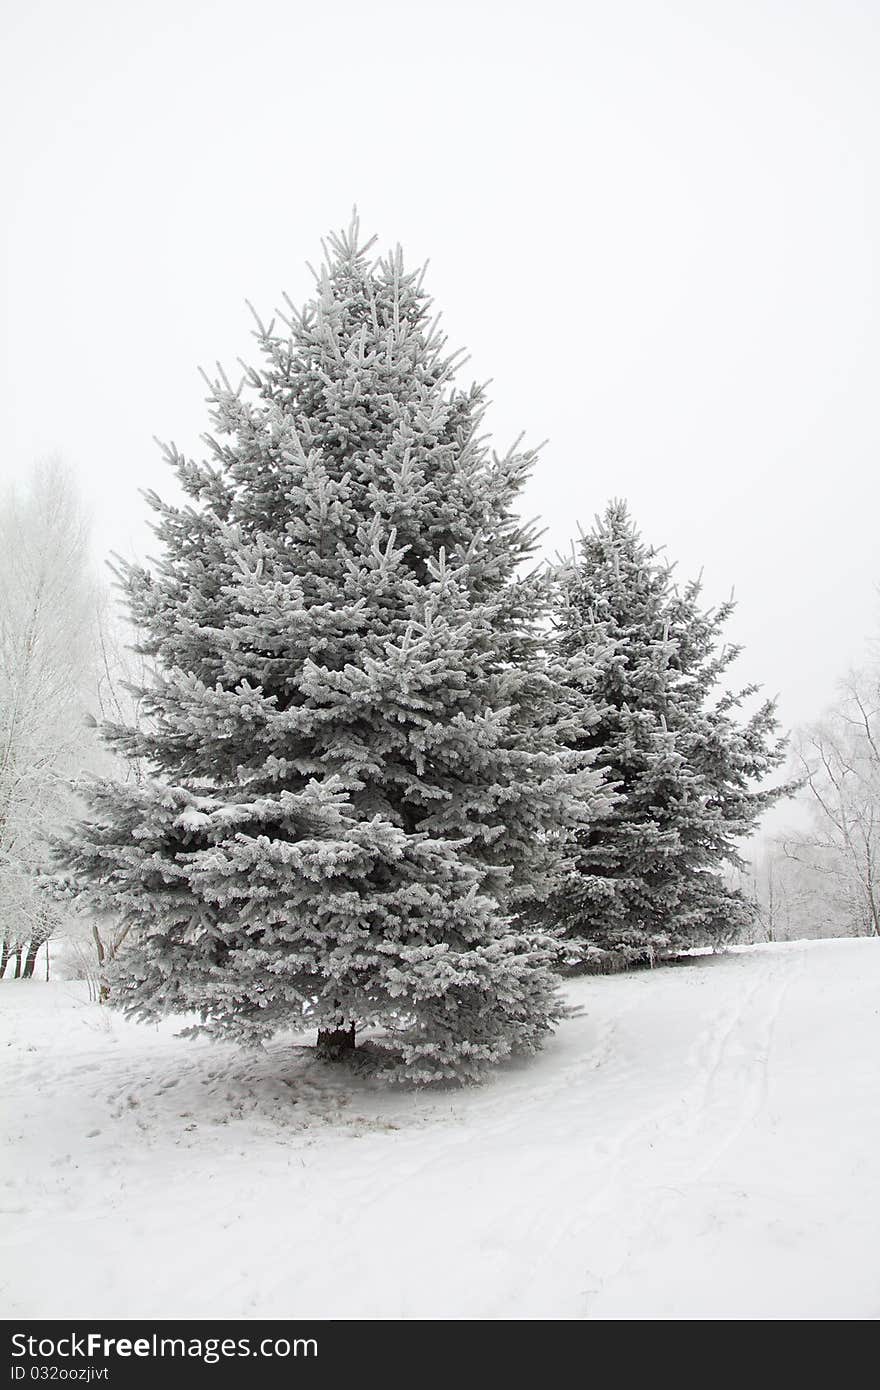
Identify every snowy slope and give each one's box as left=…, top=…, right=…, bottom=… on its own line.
left=1, top=939, right=878, bottom=1320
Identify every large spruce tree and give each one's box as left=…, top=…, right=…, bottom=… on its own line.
left=51, top=220, right=601, bottom=1081
left=549, top=500, right=788, bottom=967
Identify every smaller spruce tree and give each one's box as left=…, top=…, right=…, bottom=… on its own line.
left=549, top=500, right=790, bottom=967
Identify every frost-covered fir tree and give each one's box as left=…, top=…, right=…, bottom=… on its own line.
left=548, top=501, right=789, bottom=968
left=51, top=219, right=601, bottom=1081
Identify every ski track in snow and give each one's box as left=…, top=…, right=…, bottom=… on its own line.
left=1, top=940, right=878, bottom=1319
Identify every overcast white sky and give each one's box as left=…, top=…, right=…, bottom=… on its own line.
left=2, top=0, right=878, bottom=744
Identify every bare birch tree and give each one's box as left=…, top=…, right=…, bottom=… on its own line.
left=0, top=459, right=98, bottom=976
left=783, top=668, right=880, bottom=937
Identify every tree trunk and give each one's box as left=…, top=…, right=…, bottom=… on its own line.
left=0, top=936, right=10, bottom=980
left=316, top=1023, right=356, bottom=1059
left=92, top=925, right=110, bottom=1001
left=12, top=949, right=23, bottom=979
left=22, top=941, right=40, bottom=978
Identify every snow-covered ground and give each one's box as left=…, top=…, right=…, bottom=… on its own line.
left=2, top=938, right=878, bottom=1320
